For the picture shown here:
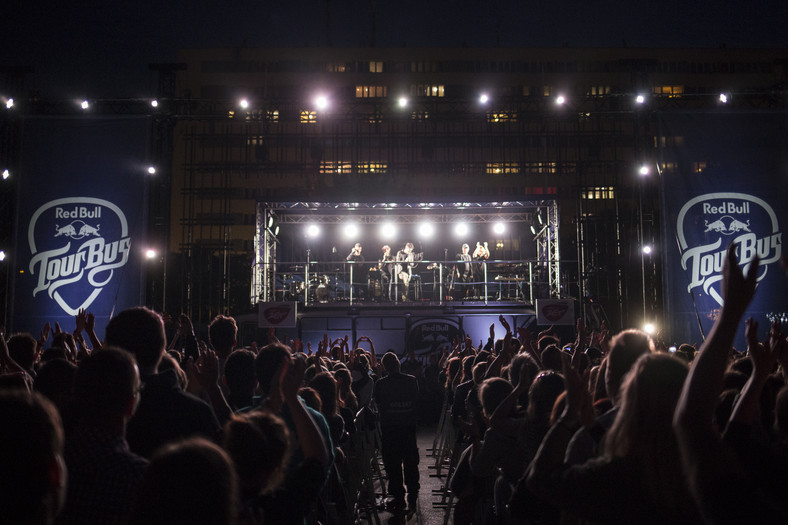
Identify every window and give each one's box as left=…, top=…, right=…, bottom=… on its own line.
left=411, top=111, right=430, bottom=120
left=653, top=135, right=685, bottom=148
left=589, top=86, right=611, bottom=97
left=411, top=61, right=436, bottom=73
left=413, top=84, right=444, bottom=97
left=522, top=86, right=531, bottom=97
left=487, top=112, right=517, bottom=123
left=523, top=162, right=557, bottom=174
left=582, top=187, right=616, bottom=199
left=327, top=62, right=347, bottom=72
left=692, top=161, right=707, bottom=173
left=653, top=85, right=684, bottom=98
left=357, top=162, right=387, bottom=174
left=319, top=161, right=352, bottom=174
left=660, top=162, right=678, bottom=172
left=266, top=109, right=279, bottom=122
left=355, top=85, right=388, bottom=98
left=369, top=61, right=383, bottom=73
left=367, top=112, right=383, bottom=124
left=300, top=110, right=317, bottom=124
left=246, top=136, right=264, bottom=146
left=543, top=85, right=552, bottom=97
left=486, top=162, right=520, bottom=174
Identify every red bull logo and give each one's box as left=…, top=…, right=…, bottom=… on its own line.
left=27, top=197, right=132, bottom=315
left=678, top=193, right=782, bottom=306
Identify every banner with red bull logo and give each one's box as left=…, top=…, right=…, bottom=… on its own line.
left=11, top=117, right=151, bottom=339
left=659, top=112, right=787, bottom=349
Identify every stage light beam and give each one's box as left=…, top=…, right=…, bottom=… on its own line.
left=493, top=222, right=506, bottom=235
left=418, top=222, right=435, bottom=239
left=343, top=223, right=359, bottom=239
left=306, top=224, right=321, bottom=238
left=381, top=222, right=396, bottom=239
left=454, top=223, right=468, bottom=237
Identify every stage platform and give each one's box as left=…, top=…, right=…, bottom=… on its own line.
left=256, top=298, right=537, bottom=356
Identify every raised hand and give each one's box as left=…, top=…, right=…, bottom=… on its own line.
left=745, top=317, right=760, bottom=355
left=721, top=243, right=759, bottom=320
left=75, top=308, right=87, bottom=334
left=499, top=314, right=511, bottom=335
left=38, top=322, right=51, bottom=348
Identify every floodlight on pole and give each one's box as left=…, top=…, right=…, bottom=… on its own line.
left=150, top=99, right=159, bottom=108
left=635, top=94, right=645, bottom=104
left=147, top=166, right=156, bottom=175
left=80, top=100, right=90, bottom=110
left=398, top=97, right=408, bottom=108
left=639, top=165, right=650, bottom=176
left=719, top=93, right=728, bottom=104
left=555, top=95, right=566, bottom=106
left=239, top=98, right=250, bottom=109
left=5, top=98, right=13, bottom=109
left=642, top=245, right=652, bottom=255
left=479, top=93, right=489, bottom=104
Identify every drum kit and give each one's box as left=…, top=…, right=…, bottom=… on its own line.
left=280, top=265, right=331, bottom=302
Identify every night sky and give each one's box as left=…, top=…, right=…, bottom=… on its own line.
left=2, top=0, right=787, bottom=97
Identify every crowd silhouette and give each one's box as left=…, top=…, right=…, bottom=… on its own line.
left=2, top=246, right=788, bottom=524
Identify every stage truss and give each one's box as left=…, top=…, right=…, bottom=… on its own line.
left=251, top=200, right=560, bottom=305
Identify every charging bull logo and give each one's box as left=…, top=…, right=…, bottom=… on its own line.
left=677, top=193, right=782, bottom=306
left=28, top=198, right=131, bottom=315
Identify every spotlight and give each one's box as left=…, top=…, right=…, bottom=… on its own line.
left=2, top=169, right=8, bottom=180
left=418, top=222, right=435, bottom=239
left=635, top=94, right=645, bottom=104
left=239, top=98, right=250, bottom=109
left=555, top=95, right=566, bottom=106
left=530, top=225, right=536, bottom=235
left=343, top=223, right=359, bottom=239
left=643, top=323, right=656, bottom=335
left=0, top=250, right=5, bottom=261
left=306, top=224, right=320, bottom=238
left=145, top=249, right=158, bottom=260
left=493, top=222, right=505, bottom=235
left=147, top=166, right=156, bottom=175
left=719, top=93, right=728, bottom=104
left=315, top=95, right=329, bottom=111
left=642, top=245, right=652, bottom=255
left=398, top=97, right=408, bottom=108
left=454, top=223, right=468, bottom=237
left=479, top=93, right=489, bottom=104
left=274, top=225, right=280, bottom=236
left=381, top=222, right=396, bottom=239
left=150, top=99, right=159, bottom=108
left=537, top=210, right=543, bottom=225
left=5, top=98, right=13, bottom=109
left=80, top=100, right=90, bottom=110
left=267, top=216, right=274, bottom=229
left=639, top=165, right=650, bottom=176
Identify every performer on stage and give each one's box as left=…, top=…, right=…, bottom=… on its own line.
left=379, top=245, right=394, bottom=278
left=395, top=242, right=416, bottom=300
left=346, top=242, right=365, bottom=263
left=346, top=243, right=365, bottom=299
left=457, top=243, right=473, bottom=282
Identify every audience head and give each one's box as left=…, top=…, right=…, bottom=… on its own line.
left=605, top=329, right=654, bottom=402
left=33, top=358, right=77, bottom=416
left=129, top=437, right=237, bottom=525
left=208, top=315, right=237, bottom=355
left=74, top=347, right=139, bottom=424
left=224, top=349, right=257, bottom=397
left=105, top=307, right=166, bottom=374
left=8, top=333, right=38, bottom=372
left=310, top=371, right=338, bottom=417
left=527, top=370, right=566, bottom=423
left=540, top=344, right=563, bottom=372
left=382, top=351, right=401, bottom=374
left=223, top=411, right=290, bottom=500
left=0, top=391, right=65, bottom=524
left=253, top=343, right=292, bottom=396
left=479, top=377, right=514, bottom=418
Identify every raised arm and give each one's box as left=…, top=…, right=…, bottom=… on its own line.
left=282, top=357, right=330, bottom=467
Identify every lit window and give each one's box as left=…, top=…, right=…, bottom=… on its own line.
left=487, top=112, right=518, bottom=123
left=357, top=162, right=387, bottom=174
left=413, top=84, right=444, bottom=97
left=411, top=111, right=430, bottom=120
left=266, top=110, right=279, bottom=122
left=367, top=112, right=383, bottom=124
left=692, top=161, right=707, bottom=173
left=589, top=86, right=611, bottom=97
left=523, top=162, right=557, bottom=174
left=660, top=162, right=677, bottom=172
left=319, top=161, right=352, bottom=174
left=227, top=110, right=235, bottom=118
left=486, top=162, right=520, bottom=174
left=327, top=63, right=346, bottom=72
left=369, top=61, right=383, bottom=73
left=543, top=85, right=552, bottom=97
left=652, top=85, right=684, bottom=98
left=300, top=110, right=317, bottom=124
left=246, top=136, right=264, bottom=146
left=355, top=85, right=388, bottom=98
left=522, top=86, right=531, bottom=97
left=581, top=186, right=616, bottom=199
